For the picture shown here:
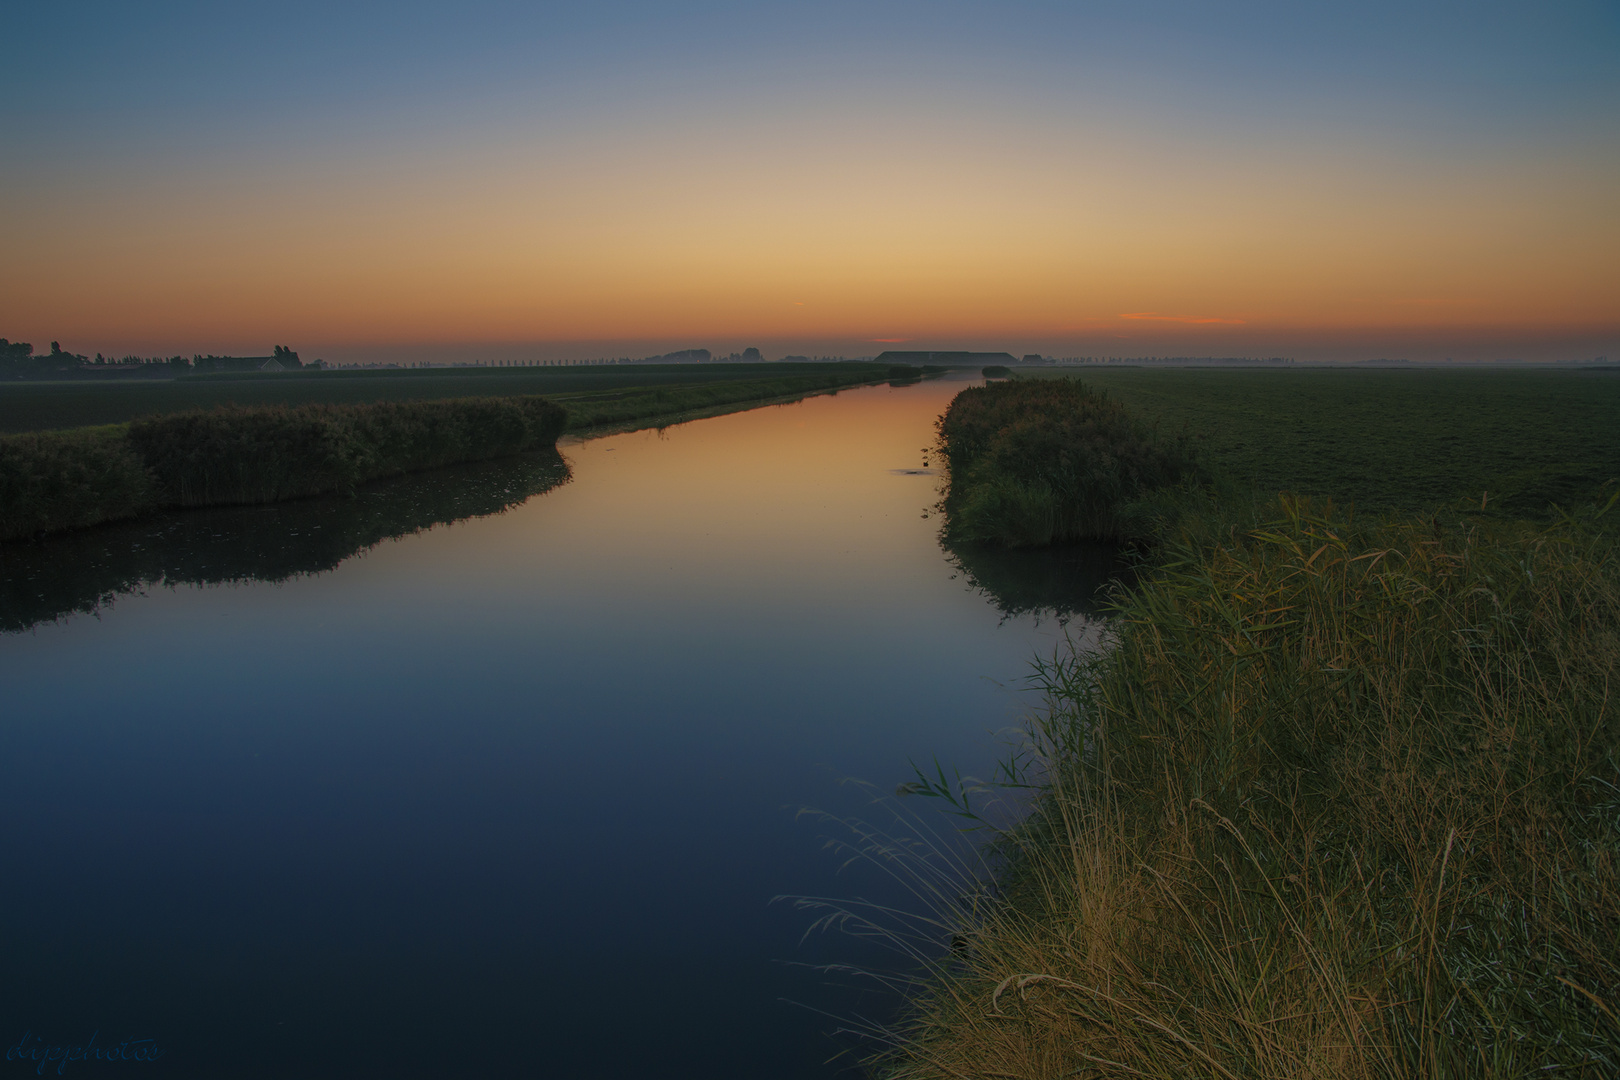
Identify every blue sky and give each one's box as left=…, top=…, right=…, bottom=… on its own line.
left=4, top=1, right=1616, bottom=360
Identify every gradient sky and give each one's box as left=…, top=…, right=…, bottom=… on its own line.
left=3, top=0, right=1616, bottom=362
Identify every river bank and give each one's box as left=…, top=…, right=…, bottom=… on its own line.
left=0, top=366, right=923, bottom=542
left=884, top=378, right=1620, bottom=1077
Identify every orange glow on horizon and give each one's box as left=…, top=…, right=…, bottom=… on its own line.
left=2, top=115, right=1615, bottom=362
left=1120, top=313, right=1247, bottom=325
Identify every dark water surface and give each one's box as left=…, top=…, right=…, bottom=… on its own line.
left=1, top=375, right=1118, bottom=1079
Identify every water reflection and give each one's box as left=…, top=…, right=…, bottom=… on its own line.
left=0, top=377, right=1121, bottom=1079
left=944, top=539, right=1127, bottom=622
left=1, top=449, right=570, bottom=633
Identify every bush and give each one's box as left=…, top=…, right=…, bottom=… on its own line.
left=937, top=378, right=1201, bottom=545
left=1, top=396, right=567, bottom=539
left=0, top=426, right=156, bottom=540
left=127, top=396, right=565, bottom=506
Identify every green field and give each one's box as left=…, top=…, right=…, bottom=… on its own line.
left=1027, top=366, right=1620, bottom=518
left=0, top=363, right=876, bottom=435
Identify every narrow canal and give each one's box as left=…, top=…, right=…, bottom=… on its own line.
left=0, top=373, right=1117, bottom=1078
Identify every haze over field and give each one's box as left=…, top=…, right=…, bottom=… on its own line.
left=3, top=0, right=1616, bottom=363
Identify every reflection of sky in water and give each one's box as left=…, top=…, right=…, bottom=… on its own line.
left=0, top=375, right=1111, bottom=1078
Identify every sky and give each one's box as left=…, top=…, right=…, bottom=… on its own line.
left=2, top=0, right=1617, bottom=363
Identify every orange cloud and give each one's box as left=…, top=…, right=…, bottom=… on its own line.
left=1120, top=313, right=1246, bottom=325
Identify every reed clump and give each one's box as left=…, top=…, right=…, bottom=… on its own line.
left=0, top=425, right=156, bottom=539
left=1, top=396, right=565, bottom=539
left=938, top=378, right=1201, bottom=546
left=128, top=396, right=563, bottom=506
left=880, top=498, right=1620, bottom=1079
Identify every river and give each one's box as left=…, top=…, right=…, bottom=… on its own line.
left=0, top=373, right=1118, bottom=1078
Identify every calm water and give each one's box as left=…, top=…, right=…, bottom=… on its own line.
left=0, top=374, right=1117, bottom=1079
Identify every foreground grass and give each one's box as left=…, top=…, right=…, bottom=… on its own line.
left=883, top=499, right=1619, bottom=1079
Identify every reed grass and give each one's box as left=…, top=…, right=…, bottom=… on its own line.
left=877, top=497, right=1620, bottom=1078
left=0, top=424, right=156, bottom=539
left=937, top=378, right=1201, bottom=546
left=1, top=396, right=565, bottom=540
left=128, top=395, right=563, bottom=506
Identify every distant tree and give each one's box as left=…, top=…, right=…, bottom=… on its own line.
left=50, top=341, right=62, bottom=357
left=741, top=347, right=763, bottom=362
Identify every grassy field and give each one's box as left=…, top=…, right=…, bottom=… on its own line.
left=0, top=362, right=883, bottom=435
left=1024, top=366, right=1620, bottom=518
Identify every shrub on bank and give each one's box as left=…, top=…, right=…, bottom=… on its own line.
left=0, top=425, right=157, bottom=539
left=882, top=499, right=1620, bottom=1078
left=1, top=396, right=566, bottom=540
left=937, top=378, right=1201, bottom=545
left=128, top=396, right=564, bottom=506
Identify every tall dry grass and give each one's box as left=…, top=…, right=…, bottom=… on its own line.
left=878, top=498, right=1619, bottom=1079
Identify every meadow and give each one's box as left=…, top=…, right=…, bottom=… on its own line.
left=1053, top=366, right=1620, bottom=518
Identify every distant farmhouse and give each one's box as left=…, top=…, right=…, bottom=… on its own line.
left=193, top=346, right=306, bottom=373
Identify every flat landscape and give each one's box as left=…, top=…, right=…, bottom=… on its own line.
left=1058, top=366, right=1620, bottom=516
left=0, top=362, right=875, bottom=434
